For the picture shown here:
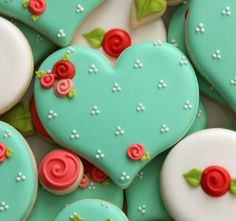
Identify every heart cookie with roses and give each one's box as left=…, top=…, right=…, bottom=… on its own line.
left=34, top=41, right=199, bottom=188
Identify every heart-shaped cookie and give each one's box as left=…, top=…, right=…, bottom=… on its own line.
left=0, top=0, right=103, bottom=46
left=34, top=42, right=199, bottom=188
left=186, top=0, right=236, bottom=111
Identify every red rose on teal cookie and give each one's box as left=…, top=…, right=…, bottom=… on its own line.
left=40, top=74, right=55, bottom=89
left=0, top=143, right=6, bottom=163
left=91, top=167, right=108, bottom=183
left=28, top=0, right=47, bottom=16
left=52, top=60, right=76, bottom=79
left=127, top=144, right=145, bottom=161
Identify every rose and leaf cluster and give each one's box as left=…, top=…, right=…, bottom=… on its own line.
left=0, top=142, right=14, bottom=164
left=183, top=165, right=236, bottom=197
left=36, top=54, right=76, bottom=99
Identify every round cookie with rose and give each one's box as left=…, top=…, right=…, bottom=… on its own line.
left=0, top=121, right=37, bottom=221
left=160, top=129, right=236, bottom=221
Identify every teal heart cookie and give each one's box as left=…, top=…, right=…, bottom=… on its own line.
left=186, top=0, right=236, bottom=111
left=0, top=0, right=103, bottom=46
left=168, top=0, right=227, bottom=107
left=34, top=42, right=199, bottom=188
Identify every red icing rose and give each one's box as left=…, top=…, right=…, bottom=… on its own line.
left=81, top=159, right=94, bottom=175
left=0, top=143, right=7, bottom=163
left=127, top=144, right=145, bottom=161
left=102, top=29, right=131, bottom=58
left=201, top=166, right=231, bottom=197
left=91, top=167, right=108, bottom=183
left=79, top=174, right=90, bottom=188
left=55, top=79, right=73, bottom=97
left=40, top=74, right=55, bottom=89
left=52, top=60, right=76, bottom=79
left=28, top=0, right=47, bottom=16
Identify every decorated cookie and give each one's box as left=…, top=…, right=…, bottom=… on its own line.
left=34, top=42, right=199, bottom=188
left=54, top=199, right=128, bottom=221
left=0, top=0, right=104, bottom=47
left=186, top=0, right=236, bottom=111
left=160, top=129, right=236, bottom=221
left=39, top=149, right=84, bottom=195
left=72, top=0, right=166, bottom=62
left=125, top=99, right=207, bottom=221
left=168, top=1, right=227, bottom=107
left=0, top=121, right=37, bottom=221
left=0, top=16, right=33, bottom=115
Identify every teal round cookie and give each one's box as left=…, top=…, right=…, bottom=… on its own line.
left=34, top=42, right=199, bottom=188
left=28, top=181, right=123, bottom=221
left=0, top=121, right=37, bottom=221
left=0, top=0, right=103, bottom=46
left=186, top=0, right=236, bottom=111
left=168, top=0, right=227, bottom=107
left=54, top=199, right=128, bottom=221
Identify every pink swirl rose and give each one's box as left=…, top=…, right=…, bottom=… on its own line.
left=0, top=143, right=7, bottom=163
left=127, top=144, right=145, bottom=161
left=28, top=0, right=47, bottom=15
left=55, top=79, right=73, bottom=97
left=40, top=74, right=55, bottom=89
left=79, top=174, right=90, bottom=188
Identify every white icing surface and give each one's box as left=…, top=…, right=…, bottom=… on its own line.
left=72, top=0, right=166, bottom=63
left=0, top=17, right=33, bottom=115
left=160, top=129, right=236, bottom=221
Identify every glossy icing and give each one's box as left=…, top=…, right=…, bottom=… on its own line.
left=186, top=0, right=236, bottom=111
left=28, top=182, right=123, bottom=221
left=72, top=0, right=166, bottom=63
left=0, top=0, right=104, bottom=46
left=168, top=1, right=227, bottom=107
left=0, top=16, right=33, bottom=115
left=54, top=199, right=128, bottom=221
left=34, top=42, right=199, bottom=188
left=0, top=121, right=37, bottom=221
left=160, top=129, right=236, bottom=221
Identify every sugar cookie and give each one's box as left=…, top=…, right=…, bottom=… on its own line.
left=0, top=121, right=37, bottom=221
left=0, top=16, right=33, bottom=115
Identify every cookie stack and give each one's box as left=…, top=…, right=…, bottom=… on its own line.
left=0, top=0, right=235, bottom=221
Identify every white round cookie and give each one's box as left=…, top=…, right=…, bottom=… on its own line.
left=71, top=0, right=166, bottom=63
left=160, top=129, right=236, bottom=221
left=0, top=16, right=33, bottom=115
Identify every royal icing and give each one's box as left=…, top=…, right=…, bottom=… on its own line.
left=0, top=17, right=33, bottom=115
left=161, top=129, right=236, bottom=221
left=34, top=42, right=199, bottom=188
left=0, top=121, right=37, bottom=221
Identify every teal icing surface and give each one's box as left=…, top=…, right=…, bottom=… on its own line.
left=34, top=42, right=199, bottom=188
left=168, top=0, right=227, bottom=107
left=0, top=0, right=104, bottom=46
left=186, top=0, right=236, bottom=111
left=125, top=99, right=207, bottom=221
left=28, top=182, right=123, bottom=221
left=54, top=199, right=128, bottom=221
left=0, top=121, right=37, bottom=221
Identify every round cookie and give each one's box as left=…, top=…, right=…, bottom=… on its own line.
left=168, top=1, right=227, bottom=107
left=54, top=199, right=128, bottom=221
left=72, top=0, right=166, bottom=63
left=0, top=16, right=33, bottom=115
left=160, top=129, right=236, bottom=221
left=186, top=0, right=236, bottom=111
left=34, top=42, right=199, bottom=188
left=0, top=121, right=37, bottom=221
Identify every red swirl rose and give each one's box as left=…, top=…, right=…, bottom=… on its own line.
left=40, top=74, right=55, bottom=89
left=79, top=174, right=90, bottom=188
left=28, top=0, right=47, bottom=15
left=127, top=144, right=145, bottom=161
left=52, top=60, right=75, bottom=79
left=55, top=79, right=73, bottom=97
left=201, top=166, right=231, bottom=197
left=102, top=29, right=131, bottom=58
left=0, top=143, right=7, bottom=163
left=91, top=167, right=108, bottom=183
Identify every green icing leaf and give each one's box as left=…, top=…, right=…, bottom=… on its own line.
left=31, top=15, right=40, bottom=22
left=35, top=70, right=45, bottom=78
left=141, top=152, right=150, bottom=162
left=183, top=168, right=202, bottom=187
left=22, top=0, right=29, bottom=8
left=83, top=28, right=105, bottom=48
left=230, top=179, right=236, bottom=195
left=135, top=0, right=167, bottom=21
left=71, top=215, right=83, bottom=221
left=62, top=54, right=70, bottom=61
left=68, top=89, right=76, bottom=98
left=102, top=179, right=110, bottom=186
left=0, top=101, right=34, bottom=133
left=105, top=219, right=112, bottom=221
left=6, top=148, right=14, bottom=158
